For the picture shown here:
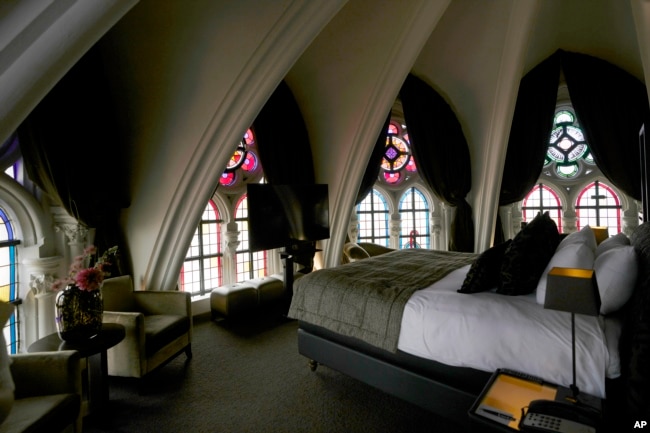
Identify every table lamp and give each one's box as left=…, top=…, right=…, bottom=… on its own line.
left=544, top=267, right=601, bottom=401
left=591, top=227, right=609, bottom=245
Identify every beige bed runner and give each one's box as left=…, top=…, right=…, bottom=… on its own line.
left=288, top=249, right=477, bottom=352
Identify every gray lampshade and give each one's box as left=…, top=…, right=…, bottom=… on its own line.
left=544, top=267, right=601, bottom=316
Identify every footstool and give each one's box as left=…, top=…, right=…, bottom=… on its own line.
left=210, top=282, right=258, bottom=319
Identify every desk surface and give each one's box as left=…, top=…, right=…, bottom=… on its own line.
left=28, top=323, right=125, bottom=358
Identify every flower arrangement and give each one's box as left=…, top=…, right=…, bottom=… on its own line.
left=53, top=245, right=119, bottom=291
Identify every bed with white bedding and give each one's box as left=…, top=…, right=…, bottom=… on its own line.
left=289, top=218, right=650, bottom=427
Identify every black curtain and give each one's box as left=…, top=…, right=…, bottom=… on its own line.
left=562, top=50, right=649, bottom=201
left=17, top=47, right=131, bottom=273
left=253, top=81, right=315, bottom=185
left=400, top=74, right=474, bottom=252
left=496, top=50, right=650, bottom=243
left=495, top=51, right=562, bottom=244
left=355, top=113, right=391, bottom=204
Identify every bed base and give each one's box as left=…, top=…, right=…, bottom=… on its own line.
left=297, top=327, right=484, bottom=428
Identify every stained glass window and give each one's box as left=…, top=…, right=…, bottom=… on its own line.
left=379, top=122, right=416, bottom=186
left=356, top=189, right=389, bottom=246
left=235, top=195, right=266, bottom=282
left=181, top=201, right=222, bottom=296
left=399, top=188, right=430, bottom=249
left=576, top=181, right=621, bottom=234
left=220, top=129, right=261, bottom=187
left=522, top=184, right=563, bottom=232
left=0, top=207, right=18, bottom=353
left=544, top=110, right=593, bottom=179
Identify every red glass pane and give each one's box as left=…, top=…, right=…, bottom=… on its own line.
left=244, top=128, right=255, bottom=144
left=406, top=158, right=417, bottom=172
left=241, top=152, right=257, bottom=171
left=383, top=172, right=401, bottom=184
left=219, top=172, right=235, bottom=186
left=388, top=123, right=399, bottom=135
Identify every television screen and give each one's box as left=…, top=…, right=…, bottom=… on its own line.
left=246, top=184, right=330, bottom=252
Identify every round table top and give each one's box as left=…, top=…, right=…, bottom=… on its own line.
left=28, top=323, right=125, bottom=358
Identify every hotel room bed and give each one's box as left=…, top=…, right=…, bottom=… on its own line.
left=288, top=217, right=650, bottom=426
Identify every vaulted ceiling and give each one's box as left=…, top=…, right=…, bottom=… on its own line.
left=1, top=0, right=649, bottom=289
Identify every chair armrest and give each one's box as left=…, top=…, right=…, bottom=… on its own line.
left=102, top=311, right=146, bottom=376
left=133, top=291, right=191, bottom=316
left=10, top=350, right=81, bottom=399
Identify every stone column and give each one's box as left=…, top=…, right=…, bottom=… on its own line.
left=389, top=214, right=401, bottom=249
left=22, top=256, right=62, bottom=345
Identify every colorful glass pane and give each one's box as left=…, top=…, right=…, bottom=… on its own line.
left=243, top=128, right=255, bottom=144
left=219, top=172, right=236, bottom=186
left=383, top=172, right=401, bottom=184
left=556, top=164, right=579, bottom=178
left=241, top=152, right=257, bottom=171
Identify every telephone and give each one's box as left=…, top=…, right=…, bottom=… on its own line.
left=519, top=399, right=601, bottom=433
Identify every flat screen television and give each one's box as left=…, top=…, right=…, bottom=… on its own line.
left=246, top=183, right=330, bottom=252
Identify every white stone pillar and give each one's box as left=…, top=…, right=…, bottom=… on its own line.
left=389, top=214, right=401, bottom=249
left=22, top=256, right=62, bottom=345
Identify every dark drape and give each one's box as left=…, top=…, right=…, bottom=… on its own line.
left=355, top=113, right=391, bottom=204
left=499, top=51, right=562, bottom=206
left=496, top=50, right=650, bottom=243
left=17, top=47, right=131, bottom=272
left=253, top=81, right=315, bottom=185
left=495, top=51, right=562, bottom=244
left=562, top=50, right=649, bottom=201
left=400, top=74, right=474, bottom=252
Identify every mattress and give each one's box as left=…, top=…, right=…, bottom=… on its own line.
left=398, top=264, right=619, bottom=398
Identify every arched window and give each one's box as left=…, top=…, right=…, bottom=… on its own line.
left=235, top=195, right=266, bottom=282
left=522, top=184, right=563, bottom=232
left=399, top=187, right=430, bottom=249
left=356, top=189, right=389, bottom=246
left=180, top=201, right=222, bottom=296
left=0, top=207, right=19, bottom=353
left=576, top=180, right=622, bottom=234
left=219, top=128, right=261, bottom=187
left=544, top=110, right=595, bottom=179
left=378, top=121, right=417, bottom=186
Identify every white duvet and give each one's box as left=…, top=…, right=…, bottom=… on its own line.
left=398, top=264, right=619, bottom=398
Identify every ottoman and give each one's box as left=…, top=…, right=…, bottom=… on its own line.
left=210, top=282, right=258, bottom=319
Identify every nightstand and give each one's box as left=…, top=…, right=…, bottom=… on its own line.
left=469, top=369, right=602, bottom=432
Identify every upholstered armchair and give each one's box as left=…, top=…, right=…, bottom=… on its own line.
left=100, top=275, right=192, bottom=379
left=2, top=350, right=82, bottom=433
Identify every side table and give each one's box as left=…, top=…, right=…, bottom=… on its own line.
left=28, top=323, right=125, bottom=417
left=469, top=369, right=602, bottom=432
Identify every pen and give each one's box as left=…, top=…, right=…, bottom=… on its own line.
left=482, top=408, right=516, bottom=421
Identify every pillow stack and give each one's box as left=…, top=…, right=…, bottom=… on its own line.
left=498, top=212, right=560, bottom=296
left=459, top=211, right=560, bottom=294
left=536, top=225, right=597, bottom=305
left=593, top=232, right=636, bottom=315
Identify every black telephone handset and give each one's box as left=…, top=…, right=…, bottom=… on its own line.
left=519, top=399, right=600, bottom=433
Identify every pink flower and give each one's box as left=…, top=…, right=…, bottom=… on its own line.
left=75, top=267, right=105, bottom=291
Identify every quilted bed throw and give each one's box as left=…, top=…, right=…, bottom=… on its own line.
left=288, top=249, right=477, bottom=352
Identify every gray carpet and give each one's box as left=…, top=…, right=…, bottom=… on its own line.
left=83, top=312, right=469, bottom=433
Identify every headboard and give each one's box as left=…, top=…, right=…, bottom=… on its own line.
left=622, top=221, right=650, bottom=416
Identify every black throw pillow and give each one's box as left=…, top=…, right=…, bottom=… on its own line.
left=497, top=211, right=560, bottom=296
left=458, top=240, right=512, bottom=294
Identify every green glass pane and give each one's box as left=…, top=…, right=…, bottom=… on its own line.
left=556, top=164, right=578, bottom=178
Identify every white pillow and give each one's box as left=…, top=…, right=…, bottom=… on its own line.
left=536, top=242, right=595, bottom=305
left=595, top=232, right=630, bottom=258
left=0, top=302, right=15, bottom=424
left=556, top=225, right=597, bottom=253
left=595, top=245, right=638, bottom=315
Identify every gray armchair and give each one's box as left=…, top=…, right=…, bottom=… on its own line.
left=100, top=275, right=192, bottom=379
left=2, top=350, right=82, bottom=433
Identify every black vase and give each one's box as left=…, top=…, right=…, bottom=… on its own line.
left=54, top=284, right=103, bottom=342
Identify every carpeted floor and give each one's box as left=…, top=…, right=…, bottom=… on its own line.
left=82, top=312, right=469, bottom=433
